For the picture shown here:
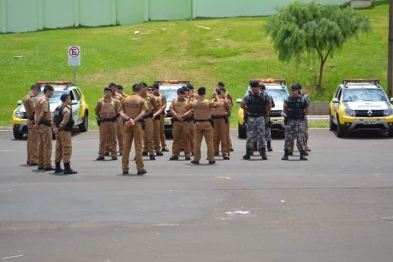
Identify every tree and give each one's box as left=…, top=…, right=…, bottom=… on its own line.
left=266, top=1, right=371, bottom=88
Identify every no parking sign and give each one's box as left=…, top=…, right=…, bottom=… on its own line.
left=68, top=46, right=81, bottom=66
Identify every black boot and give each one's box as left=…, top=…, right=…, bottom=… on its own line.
left=259, top=147, right=267, bottom=160
left=63, top=162, right=77, bottom=175
left=282, top=149, right=289, bottom=160
left=300, top=151, right=308, bottom=161
left=267, top=141, right=273, bottom=151
left=243, top=148, right=251, bottom=160
left=55, top=162, right=63, bottom=173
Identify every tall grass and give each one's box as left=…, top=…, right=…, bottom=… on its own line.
left=0, top=3, right=389, bottom=128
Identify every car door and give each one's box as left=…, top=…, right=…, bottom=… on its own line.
left=69, top=89, right=81, bottom=124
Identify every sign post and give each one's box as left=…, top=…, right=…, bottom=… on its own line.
left=68, top=46, right=81, bottom=85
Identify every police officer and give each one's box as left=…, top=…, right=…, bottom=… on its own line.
left=116, top=84, right=128, bottom=99
left=140, top=82, right=157, bottom=160
left=169, top=88, right=193, bottom=160
left=53, top=94, right=77, bottom=174
left=218, top=82, right=234, bottom=152
left=152, top=83, right=169, bottom=152
left=282, top=84, right=310, bottom=161
left=34, top=84, right=55, bottom=171
left=289, top=85, right=311, bottom=155
left=23, top=84, right=40, bottom=166
left=211, top=88, right=231, bottom=159
left=152, top=83, right=166, bottom=155
left=185, top=87, right=221, bottom=165
left=110, top=82, right=124, bottom=156
left=95, top=87, right=120, bottom=161
left=260, top=84, right=274, bottom=151
left=241, top=81, right=271, bottom=160
left=120, top=84, right=148, bottom=175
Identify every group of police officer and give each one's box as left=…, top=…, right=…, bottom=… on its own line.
left=240, top=80, right=310, bottom=161
left=24, top=84, right=77, bottom=175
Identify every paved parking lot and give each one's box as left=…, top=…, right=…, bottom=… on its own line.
left=0, top=129, right=392, bottom=262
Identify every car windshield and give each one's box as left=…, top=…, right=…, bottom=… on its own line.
left=33, top=90, right=68, bottom=104
left=160, top=89, right=179, bottom=103
left=342, top=89, right=387, bottom=102
left=265, top=89, right=288, bottom=102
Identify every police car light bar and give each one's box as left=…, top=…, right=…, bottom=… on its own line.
left=342, top=78, right=380, bottom=84
left=155, top=80, right=190, bottom=85
left=36, top=81, right=72, bottom=85
left=249, top=78, right=286, bottom=84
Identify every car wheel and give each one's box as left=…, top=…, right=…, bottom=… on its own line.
left=336, top=115, right=346, bottom=138
left=79, top=111, right=88, bottom=132
left=329, top=113, right=337, bottom=131
left=13, top=129, right=24, bottom=140
left=388, top=128, right=393, bottom=137
left=238, top=123, right=246, bottom=139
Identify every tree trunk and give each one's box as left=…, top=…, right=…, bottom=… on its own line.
left=317, top=47, right=332, bottom=89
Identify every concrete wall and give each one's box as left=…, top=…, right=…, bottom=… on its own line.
left=0, top=0, right=350, bottom=33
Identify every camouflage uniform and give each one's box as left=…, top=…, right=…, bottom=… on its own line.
left=246, top=116, right=266, bottom=149
left=282, top=90, right=309, bottom=160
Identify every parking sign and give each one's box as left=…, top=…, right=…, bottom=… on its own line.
left=68, top=46, right=81, bottom=66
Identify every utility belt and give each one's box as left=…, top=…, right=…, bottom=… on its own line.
left=212, top=115, right=228, bottom=124
left=247, top=113, right=264, bottom=118
left=28, top=115, right=35, bottom=121
left=101, top=118, right=116, bottom=122
left=172, top=117, right=192, bottom=123
left=194, top=118, right=214, bottom=128
left=143, top=112, right=154, bottom=119
left=39, top=120, right=51, bottom=127
left=154, top=114, right=161, bottom=120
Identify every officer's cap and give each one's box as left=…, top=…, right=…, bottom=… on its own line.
left=177, top=88, right=185, bottom=94
left=219, top=87, right=226, bottom=92
left=109, top=82, right=116, bottom=87
left=197, top=87, right=206, bottom=95
left=104, top=87, right=111, bottom=92
left=218, top=81, right=225, bottom=87
left=60, top=93, right=70, bottom=102
left=259, top=84, right=266, bottom=90
left=215, top=88, right=222, bottom=95
left=250, top=81, right=259, bottom=88
left=117, top=84, right=123, bottom=90
left=188, top=84, right=194, bottom=90
left=140, top=82, right=148, bottom=87
left=182, top=85, right=189, bottom=92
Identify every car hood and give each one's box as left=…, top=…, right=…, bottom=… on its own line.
left=271, top=101, right=284, bottom=111
left=343, top=101, right=390, bottom=110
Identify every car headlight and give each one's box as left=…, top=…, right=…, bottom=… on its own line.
left=345, top=109, right=356, bottom=116
left=14, top=111, right=25, bottom=119
left=383, top=109, right=393, bottom=116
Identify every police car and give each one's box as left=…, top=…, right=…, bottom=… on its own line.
left=236, top=78, right=289, bottom=138
left=12, top=81, right=89, bottom=139
left=329, top=78, right=393, bottom=137
left=154, top=79, right=190, bottom=137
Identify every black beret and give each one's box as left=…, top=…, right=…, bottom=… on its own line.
left=250, top=81, right=259, bottom=88
left=198, top=87, right=206, bottom=92
left=259, top=84, right=266, bottom=90
left=140, top=82, right=148, bottom=87
left=188, top=84, right=194, bottom=90
left=291, top=84, right=300, bottom=91
left=219, top=87, right=226, bottom=92
left=60, top=93, right=70, bottom=102
left=218, top=81, right=225, bottom=87
left=292, top=83, right=302, bottom=90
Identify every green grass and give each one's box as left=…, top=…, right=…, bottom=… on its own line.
left=308, top=120, right=329, bottom=129
left=0, top=3, right=389, bottom=129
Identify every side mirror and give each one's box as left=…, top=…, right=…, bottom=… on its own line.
left=17, top=100, right=22, bottom=105
left=332, top=98, right=339, bottom=103
left=236, top=98, right=242, bottom=103
left=71, top=100, right=78, bottom=105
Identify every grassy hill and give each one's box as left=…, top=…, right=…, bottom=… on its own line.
left=0, top=2, right=388, bottom=129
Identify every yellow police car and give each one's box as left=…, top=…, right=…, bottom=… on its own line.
left=154, top=79, right=190, bottom=137
left=12, top=81, right=89, bottom=139
left=329, top=78, right=393, bottom=137
left=236, top=78, right=289, bottom=138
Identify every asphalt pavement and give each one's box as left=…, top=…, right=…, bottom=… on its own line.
left=0, top=129, right=392, bottom=262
